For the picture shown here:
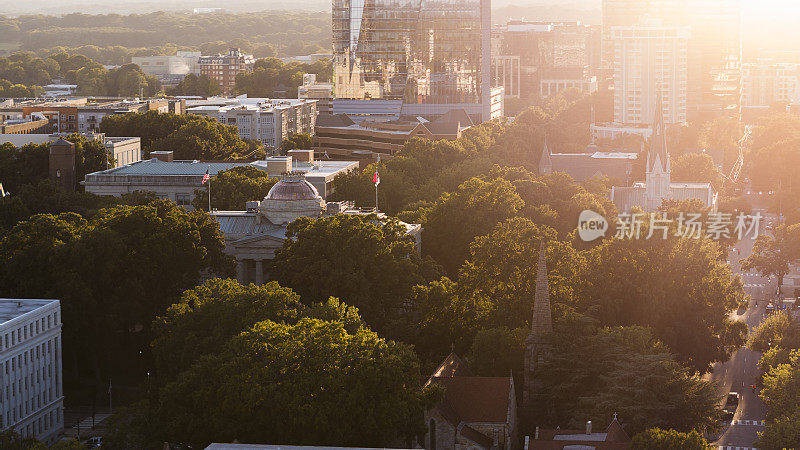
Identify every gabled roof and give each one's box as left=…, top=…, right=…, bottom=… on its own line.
left=433, top=108, right=474, bottom=127
left=604, top=417, right=630, bottom=442
left=316, top=113, right=355, bottom=128
left=424, top=352, right=473, bottom=386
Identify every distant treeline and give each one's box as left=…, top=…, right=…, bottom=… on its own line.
left=0, top=51, right=160, bottom=97
left=0, top=11, right=331, bottom=60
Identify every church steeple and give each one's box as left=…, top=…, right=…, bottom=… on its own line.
left=530, top=242, right=552, bottom=336
left=647, top=91, right=669, bottom=174
left=524, top=241, right=552, bottom=406
left=645, top=91, right=672, bottom=210
left=539, top=137, right=553, bottom=175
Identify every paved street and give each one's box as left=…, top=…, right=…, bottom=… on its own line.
left=711, top=207, right=775, bottom=449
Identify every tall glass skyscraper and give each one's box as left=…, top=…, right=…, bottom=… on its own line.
left=332, top=0, right=497, bottom=121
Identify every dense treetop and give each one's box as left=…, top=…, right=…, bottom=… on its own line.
left=0, top=11, right=330, bottom=57
left=100, top=110, right=260, bottom=160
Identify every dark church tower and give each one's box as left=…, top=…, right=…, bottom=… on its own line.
left=523, top=242, right=553, bottom=406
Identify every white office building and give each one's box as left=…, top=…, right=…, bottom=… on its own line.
left=132, top=51, right=202, bottom=86
left=0, top=299, right=64, bottom=444
left=612, top=25, right=689, bottom=126
left=187, top=96, right=317, bottom=152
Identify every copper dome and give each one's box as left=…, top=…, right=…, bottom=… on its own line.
left=265, top=173, right=321, bottom=201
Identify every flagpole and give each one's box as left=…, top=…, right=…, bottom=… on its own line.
left=375, top=181, right=378, bottom=213
left=208, top=165, right=212, bottom=212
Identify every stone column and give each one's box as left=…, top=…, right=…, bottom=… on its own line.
left=237, top=260, right=246, bottom=283
left=255, top=260, right=264, bottom=285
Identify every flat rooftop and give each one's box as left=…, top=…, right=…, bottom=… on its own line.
left=87, top=158, right=357, bottom=178
left=206, top=445, right=414, bottom=450
left=0, top=299, right=58, bottom=325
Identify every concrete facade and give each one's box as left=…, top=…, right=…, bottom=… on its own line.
left=83, top=155, right=358, bottom=208
left=187, top=96, right=317, bottom=152
left=612, top=25, right=689, bottom=126
left=0, top=299, right=64, bottom=445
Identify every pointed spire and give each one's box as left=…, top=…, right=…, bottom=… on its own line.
left=539, top=137, right=553, bottom=174
left=648, top=89, right=669, bottom=174
left=531, top=241, right=552, bottom=336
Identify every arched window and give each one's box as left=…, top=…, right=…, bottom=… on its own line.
left=429, top=418, right=436, bottom=450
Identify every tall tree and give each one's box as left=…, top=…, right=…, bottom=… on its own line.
left=536, top=326, right=720, bottom=433
left=631, top=428, right=709, bottom=450
left=758, top=349, right=800, bottom=449
left=742, top=224, right=800, bottom=292
left=271, top=214, right=440, bottom=336
left=580, top=236, right=748, bottom=372
left=0, top=200, right=234, bottom=380
left=190, top=165, right=279, bottom=211
left=423, top=176, right=524, bottom=274
left=111, top=305, right=435, bottom=449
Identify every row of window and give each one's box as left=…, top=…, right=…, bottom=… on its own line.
left=3, top=406, right=61, bottom=439
left=1, top=312, right=59, bottom=351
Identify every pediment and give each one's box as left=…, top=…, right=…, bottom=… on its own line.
left=232, top=233, right=285, bottom=249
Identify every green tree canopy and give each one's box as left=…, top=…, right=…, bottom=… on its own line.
left=579, top=235, right=748, bottom=373
left=167, top=73, right=220, bottom=97
left=422, top=176, right=524, bottom=274
left=0, top=200, right=234, bottom=380
left=536, top=326, right=720, bottom=434
left=280, top=132, right=313, bottom=154
left=111, top=291, right=434, bottom=449
left=671, top=152, right=724, bottom=190
left=100, top=111, right=252, bottom=160
left=758, top=349, right=800, bottom=449
left=271, top=214, right=440, bottom=336
left=191, top=165, right=279, bottom=211
left=742, top=223, right=800, bottom=292
left=631, top=428, right=709, bottom=450
left=748, top=310, right=800, bottom=354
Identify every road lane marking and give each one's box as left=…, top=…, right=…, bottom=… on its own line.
left=729, top=419, right=766, bottom=426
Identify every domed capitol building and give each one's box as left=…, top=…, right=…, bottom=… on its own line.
left=212, top=172, right=421, bottom=285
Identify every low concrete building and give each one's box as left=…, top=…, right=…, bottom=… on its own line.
left=213, top=173, right=421, bottom=284
left=83, top=153, right=358, bottom=208
left=0, top=299, right=64, bottom=445
left=0, top=133, right=141, bottom=168
left=298, top=73, right=333, bottom=116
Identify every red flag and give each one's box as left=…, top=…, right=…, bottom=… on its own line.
left=372, top=170, right=380, bottom=186
left=202, top=168, right=210, bottom=184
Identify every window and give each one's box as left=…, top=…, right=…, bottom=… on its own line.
left=176, top=194, right=191, bottom=207
left=429, top=419, right=436, bottom=450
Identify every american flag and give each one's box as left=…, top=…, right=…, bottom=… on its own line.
left=202, top=168, right=210, bottom=184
